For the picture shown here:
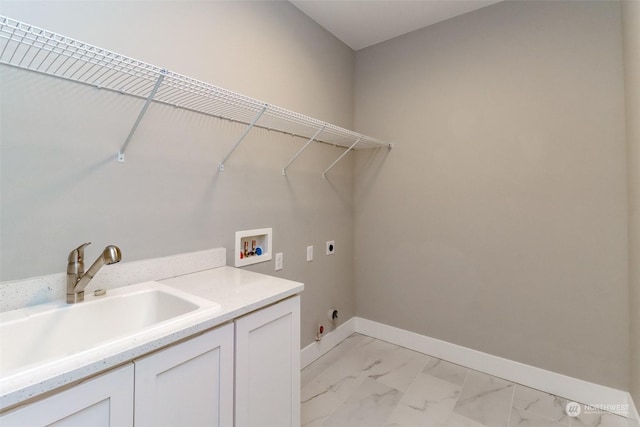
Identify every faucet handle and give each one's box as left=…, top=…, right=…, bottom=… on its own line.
left=68, top=242, right=91, bottom=263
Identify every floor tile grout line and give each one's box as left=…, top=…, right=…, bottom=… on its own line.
left=506, top=383, right=516, bottom=427
left=378, top=354, right=431, bottom=426
left=445, top=365, right=472, bottom=424
left=301, top=335, right=366, bottom=426
left=302, top=384, right=348, bottom=425
left=301, top=333, right=364, bottom=389
left=310, top=336, right=385, bottom=427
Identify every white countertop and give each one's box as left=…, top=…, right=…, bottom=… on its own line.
left=0, top=266, right=303, bottom=411
left=160, top=267, right=304, bottom=323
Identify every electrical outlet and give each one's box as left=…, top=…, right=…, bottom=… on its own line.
left=275, top=252, right=283, bottom=271
left=306, top=245, right=313, bottom=262
left=326, top=240, right=335, bottom=255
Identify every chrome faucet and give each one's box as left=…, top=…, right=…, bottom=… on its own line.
left=67, top=242, right=122, bottom=304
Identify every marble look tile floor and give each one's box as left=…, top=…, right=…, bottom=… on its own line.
left=301, top=334, right=635, bottom=427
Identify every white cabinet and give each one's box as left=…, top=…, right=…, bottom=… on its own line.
left=234, top=296, right=300, bottom=427
left=1, top=295, right=301, bottom=427
left=134, top=324, right=234, bottom=427
left=0, top=325, right=234, bottom=427
left=0, top=364, right=134, bottom=427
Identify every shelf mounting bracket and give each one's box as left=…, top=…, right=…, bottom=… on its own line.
left=322, top=137, right=361, bottom=179
left=219, top=104, right=268, bottom=171
left=117, top=69, right=167, bottom=162
left=282, top=125, right=325, bottom=176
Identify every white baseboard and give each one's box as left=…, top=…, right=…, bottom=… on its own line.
left=354, top=317, right=632, bottom=418
left=301, top=317, right=356, bottom=369
left=300, top=316, right=636, bottom=419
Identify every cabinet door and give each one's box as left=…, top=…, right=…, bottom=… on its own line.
left=0, top=364, right=134, bottom=427
left=134, top=324, right=234, bottom=427
left=235, top=295, right=300, bottom=427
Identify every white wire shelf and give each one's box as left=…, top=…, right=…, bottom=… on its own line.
left=0, top=15, right=392, bottom=175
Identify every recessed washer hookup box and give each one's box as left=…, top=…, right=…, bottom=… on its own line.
left=235, top=228, right=272, bottom=267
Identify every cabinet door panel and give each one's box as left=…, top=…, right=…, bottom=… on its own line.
left=134, top=324, right=234, bottom=427
left=49, top=400, right=110, bottom=427
left=0, top=364, right=133, bottom=427
left=235, top=296, right=300, bottom=427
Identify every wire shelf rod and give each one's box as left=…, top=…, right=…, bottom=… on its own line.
left=25, top=34, right=50, bottom=68
left=51, top=44, right=82, bottom=74
left=322, top=138, right=362, bottom=179
left=118, top=70, right=167, bottom=162
left=282, top=125, right=325, bottom=176
left=219, top=104, right=268, bottom=171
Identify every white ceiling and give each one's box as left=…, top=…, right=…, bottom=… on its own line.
left=289, top=0, right=502, bottom=51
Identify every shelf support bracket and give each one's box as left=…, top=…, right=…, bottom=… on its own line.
left=117, top=69, right=167, bottom=162
left=219, top=104, right=268, bottom=171
left=322, top=137, right=361, bottom=179
left=281, top=125, right=325, bottom=176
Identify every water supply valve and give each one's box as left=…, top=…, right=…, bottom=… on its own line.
left=316, top=324, right=325, bottom=341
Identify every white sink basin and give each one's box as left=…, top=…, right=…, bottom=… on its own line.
left=0, top=282, right=219, bottom=377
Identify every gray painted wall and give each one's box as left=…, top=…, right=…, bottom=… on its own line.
left=354, top=1, right=630, bottom=390
left=1, top=0, right=636, bottom=394
left=0, top=1, right=355, bottom=347
left=622, top=0, right=640, bottom=405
